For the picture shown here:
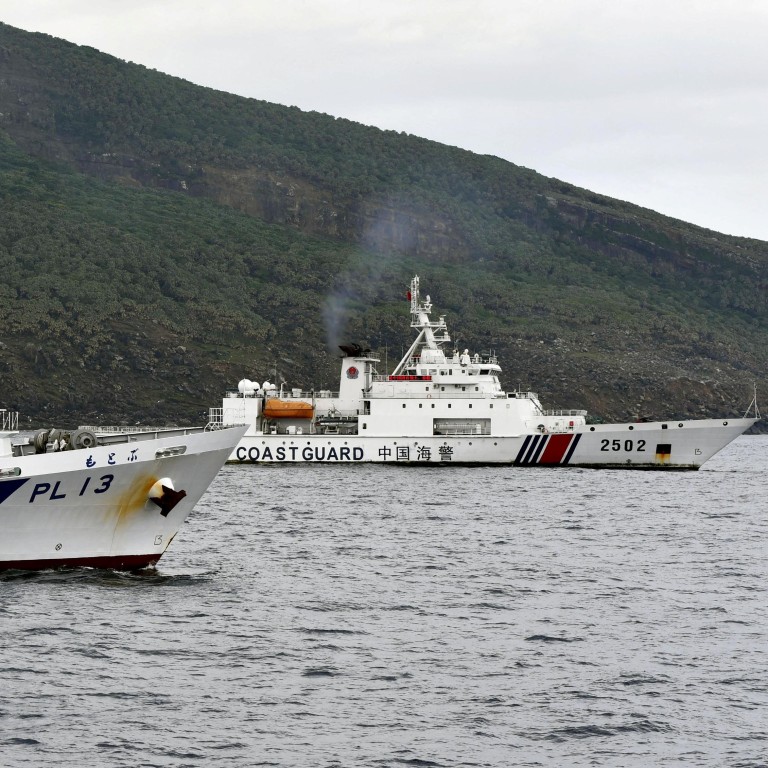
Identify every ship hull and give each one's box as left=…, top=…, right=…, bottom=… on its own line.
left=228, top=417, right=755, bottom=468
left=0, top=425, right=247, bottom=571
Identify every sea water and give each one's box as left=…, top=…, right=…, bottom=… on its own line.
left=1, top=436, right=766, bottom=767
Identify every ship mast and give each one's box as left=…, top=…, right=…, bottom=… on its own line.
left=392, top=276, right=451, bottom=374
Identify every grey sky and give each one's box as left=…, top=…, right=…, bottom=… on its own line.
left=5, top=0, right=768, bottom=240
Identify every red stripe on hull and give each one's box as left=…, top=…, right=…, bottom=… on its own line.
left=0, top=553, right=162, bottom=572
left=538, top=433, right=574, bottom=465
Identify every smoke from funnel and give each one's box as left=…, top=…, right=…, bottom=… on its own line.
left=322, top=199, right=418, bottom=352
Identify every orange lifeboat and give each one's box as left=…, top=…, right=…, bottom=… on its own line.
left=263, top=399, right=314, bottom=419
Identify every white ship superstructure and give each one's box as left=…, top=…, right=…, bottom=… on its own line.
left=212, top=276, right=757, bottom=468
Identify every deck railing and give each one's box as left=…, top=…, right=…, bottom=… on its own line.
left=0, top=410, right=18, bottom=431
left=78, top=424, right=205, bottom=436
left=224, top=389, right=340, bottom=400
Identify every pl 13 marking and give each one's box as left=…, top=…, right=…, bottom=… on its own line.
left=29, top=474, right=114, bottom=503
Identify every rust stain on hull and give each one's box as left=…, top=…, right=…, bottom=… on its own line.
left=111, top=474, right=160, bottom=525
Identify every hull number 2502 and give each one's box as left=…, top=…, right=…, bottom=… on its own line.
left=600, top=439, right=646, bottom=452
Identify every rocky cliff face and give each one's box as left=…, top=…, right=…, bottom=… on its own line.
left=52, top=148, right=473, bottom=260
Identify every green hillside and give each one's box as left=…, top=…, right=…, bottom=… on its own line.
left=0, top=22, right=766, bottom=428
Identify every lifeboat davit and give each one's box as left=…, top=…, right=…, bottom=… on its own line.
left=263, top=399, right=314, bottom=419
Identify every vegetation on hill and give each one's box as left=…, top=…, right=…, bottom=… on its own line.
left=0, top=22, right=766, bottom=429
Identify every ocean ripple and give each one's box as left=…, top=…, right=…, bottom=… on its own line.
left=0, top=438, right=766, bottom=767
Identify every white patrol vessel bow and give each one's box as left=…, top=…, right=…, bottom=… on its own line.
left=0, top=411, right=248, bottom=570
left=212, top=276, right=757, bottom=468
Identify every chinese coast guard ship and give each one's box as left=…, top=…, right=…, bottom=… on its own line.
left=0, top=408, right=247, bottom=570
left=213, top=276, right=757, bottom=469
